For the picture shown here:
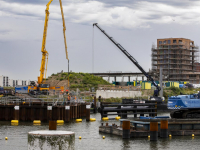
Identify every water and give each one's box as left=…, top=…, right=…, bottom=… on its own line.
left=0, top=113, right=199, bottom=150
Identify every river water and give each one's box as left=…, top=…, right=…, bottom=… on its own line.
left=0, top=112, right=199, bottom=150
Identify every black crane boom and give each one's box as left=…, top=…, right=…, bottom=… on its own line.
left=93, top=23, right=161, bottom=96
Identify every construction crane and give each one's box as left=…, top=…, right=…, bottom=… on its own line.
left=59, top=0, right=70, bottom=89
left=33, top=0, right=54, bottom=94
left=29, top=0, right=68, bottom=95
left=93, top=23, right=161, bottom=99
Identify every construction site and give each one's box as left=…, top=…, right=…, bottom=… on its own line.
left=151, top=38, right=200, bottom=83
left=2, top=0, right=200, bottom=149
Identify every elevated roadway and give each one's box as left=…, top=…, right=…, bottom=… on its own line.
left=89, top=72, right=150, bottom=82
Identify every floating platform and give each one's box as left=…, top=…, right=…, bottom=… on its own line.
left=99, top=118, right=200, bottom=137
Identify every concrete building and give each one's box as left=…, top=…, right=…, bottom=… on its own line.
left=22, top=80, right=30, bottom=86
left=0, top=76, right=9, bottom=87
left=0, top=75, right=31, bottom=87
left=151, top=38, right=200, bottom=83
left=8, top=79, right=13, bottom=87
left=16, top=80, right=22, bottom=86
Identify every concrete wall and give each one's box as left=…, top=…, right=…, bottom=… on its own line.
left=96, top=90, right=141, bottom=98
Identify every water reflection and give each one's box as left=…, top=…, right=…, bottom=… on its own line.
left=121, top=139, right=130, bottom=149
left=159, top=138, right=170, bottom=149
left=150, top=141, right=158, bottom=150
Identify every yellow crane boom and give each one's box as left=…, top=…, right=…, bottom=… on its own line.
left=38, top=0, right=53, bottom=84
left=59, top=0, right=68, bottom=60
left=59, top=0, right=70, bottom=89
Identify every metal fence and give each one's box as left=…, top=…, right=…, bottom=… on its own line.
left=0, top=96, right=87, bottom=106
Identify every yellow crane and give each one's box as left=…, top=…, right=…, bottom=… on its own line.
left=29, top=0, right=69, bottom=94
left=38, top=0, right=53, bottom=85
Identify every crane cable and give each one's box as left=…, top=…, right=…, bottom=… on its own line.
left=92, top=26, right=95, bottom=73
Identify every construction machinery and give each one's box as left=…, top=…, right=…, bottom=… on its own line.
left=28, top=0, right=68, bottom=95
left=168, top=94, right=200, bottom=118
left=59, top=0, right=70, bottom=89
left=93, top=23, right=162, bottom=102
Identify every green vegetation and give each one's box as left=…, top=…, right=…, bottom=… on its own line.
left=163, top=86, right=200, bottom=100
left=3, top=87, right=15, bottom=90
left=48, top=72, right=111, bottom=91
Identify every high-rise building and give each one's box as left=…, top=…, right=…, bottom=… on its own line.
left=151, top=38, right=200, bottom=83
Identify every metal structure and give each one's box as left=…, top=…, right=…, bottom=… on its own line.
left=30, top=0, right=68, bottom=94
left=99, top=100, right=157, bottom=119
left=0, top=96, right=88, bottom=122
left=168, top=94, right=200, bottom=118
left=93, top=23, right=161, bottom=96
left=59, top=0, right=70, bottom=88
left=151, top=38, right=199, bottom=83
left=38, top=0, right=53, bottom=85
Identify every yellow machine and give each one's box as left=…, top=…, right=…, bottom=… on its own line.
left=28, top=0, right=68, bottom=95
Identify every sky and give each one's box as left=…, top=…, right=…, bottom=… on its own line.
left=1, top=0, right=200, bottom=81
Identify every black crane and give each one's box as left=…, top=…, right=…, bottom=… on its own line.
left=93, top=23, right=161, bottom=97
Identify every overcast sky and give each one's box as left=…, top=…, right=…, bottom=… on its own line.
left=1, top=0, right=200, bottom=81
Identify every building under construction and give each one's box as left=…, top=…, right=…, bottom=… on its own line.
left=151, top=38, right=200, bottom=83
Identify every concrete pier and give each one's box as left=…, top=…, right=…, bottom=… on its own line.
left=28, top=130, right=75, bottom=150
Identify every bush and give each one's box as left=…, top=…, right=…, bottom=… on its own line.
left=60, top=77, right=64, bottom=81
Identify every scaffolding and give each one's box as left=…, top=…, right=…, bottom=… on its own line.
left=151, top=38, right=200, bottom=83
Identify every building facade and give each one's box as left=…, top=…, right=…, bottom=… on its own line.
left=0, top=76, right=9, bottom=87
left=0, top=76, right=30, bottom=87
left=151, top=38, right=200, bottom=83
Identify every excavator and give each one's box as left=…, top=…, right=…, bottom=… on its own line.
left=93, top=23, right=163, bottom=102
left=28, top=0, right=68, bottom=95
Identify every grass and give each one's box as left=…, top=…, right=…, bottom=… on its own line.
left=48, top=72, right=111, bottom=91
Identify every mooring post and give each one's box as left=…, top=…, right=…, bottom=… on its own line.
left=49, top=120, right=57, bottom=130
left=14, top=106, right=19, bottom=120
left=86, top=104, right=90, bottom=121
left=47, top=106, right=52, bottom=121
left=150, top=121, right=158, bottom=141
left=65, top=105, right=70, bottom=123
left=122, top=120, right=130, bottom=139
left=160, top=120, right=168, bottom=138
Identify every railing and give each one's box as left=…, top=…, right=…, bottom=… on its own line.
left=99, top=100, right=157, bottom=119
left=0, top=96, right=86, bottom=106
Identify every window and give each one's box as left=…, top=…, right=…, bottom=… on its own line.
left=159, top=41, right=162, bottom=45
left=173, top=40, right=176, bottom=43
left=163, top=41, right=166, bottom=44
left=168, top=40, right=171, bottom=44
left=179, top=40, right=182, bottom=44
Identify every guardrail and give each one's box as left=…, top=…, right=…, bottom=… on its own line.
left=0, top=96, right=87, bottom=106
